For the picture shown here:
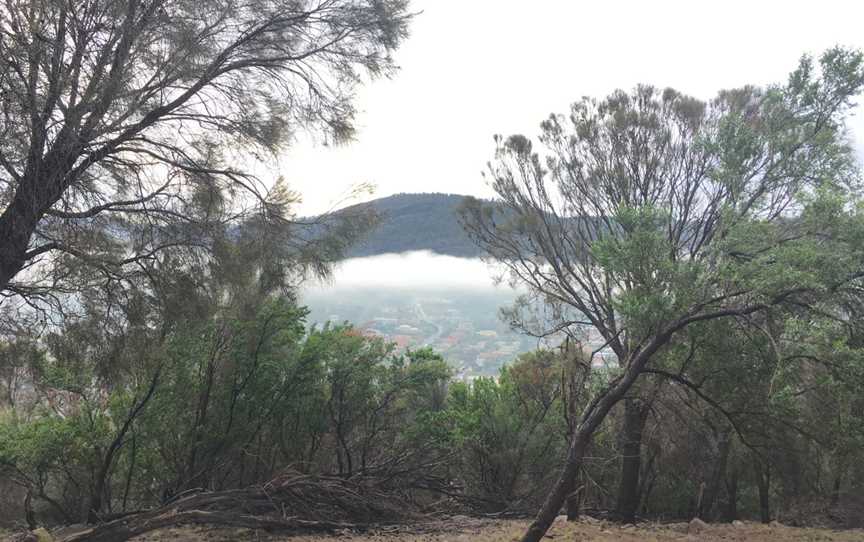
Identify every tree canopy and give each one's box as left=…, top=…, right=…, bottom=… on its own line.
left=459, top=48, right=864, bottom=542
left=0, top=0, right=410, bottom=313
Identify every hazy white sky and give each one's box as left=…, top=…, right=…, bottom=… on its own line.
left=280, top=0, right=864, bottom=215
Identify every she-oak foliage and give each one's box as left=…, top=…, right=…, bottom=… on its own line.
left=0, top=0, right=410, bottom=308
left=458, top=48, right=864, bottom=542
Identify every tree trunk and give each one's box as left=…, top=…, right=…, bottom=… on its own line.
left=616, top=398, right=645, bottom=523
left=87, top=493, right=103, bottom=525
left=756, top=460, right=771, bottom=524
left=700, top=429, right=731, bottom=520
left=830, top=456, right=846, bottom=507
left=88, top=368, right=161, bottom=523
left=565, top=469, right=582, bottom=521
left=723, top=466, right=738, bottom=522
left=520, top=327, right=684, bottom=542
left=520, top=428, right=592, bottom=542
left=122, top=434, right=138, bottom=511
left=24, top=490, right=36, bottom=530
left=0, top=190, right=44, bottom=291
left=520, top=341, right=669, bottom=542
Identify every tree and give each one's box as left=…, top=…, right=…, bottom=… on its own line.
left=442, top=350, right=575, bottom=513
left=459, top=48, right=864, bottom=542
left=0, top=0, right=411, bottom=306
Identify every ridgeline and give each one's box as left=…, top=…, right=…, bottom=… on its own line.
left=341, top=193, right=482, bottom=258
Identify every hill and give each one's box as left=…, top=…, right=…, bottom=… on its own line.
left=341, top=193, right=482, bottom=258
left=336, top=193, right=605, bottom=259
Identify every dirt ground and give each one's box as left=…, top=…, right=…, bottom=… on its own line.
left=127, top=517, right=864, bottom=542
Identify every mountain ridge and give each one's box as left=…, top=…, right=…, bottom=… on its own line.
left=340, top=192, right=483, bottom=258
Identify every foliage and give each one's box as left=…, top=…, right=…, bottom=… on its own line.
left=459, top=48, right=864, bottom=542
left=1, top=6, right=864, bottom=536
left=437, top=349, right=588, bottom=513
left=0, top=290, right=454, bottom=523
left=0, top=0, right=409, bottom=315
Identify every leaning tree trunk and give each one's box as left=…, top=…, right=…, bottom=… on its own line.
left=88, top=367, right=161, bottom=523
left=0, top=185, right=48, bottom=291
left=520, top=426, right=593, bottom=542
left=615, top=398, right=646, bottom=523
left=519, top=337, right=670, bottom=542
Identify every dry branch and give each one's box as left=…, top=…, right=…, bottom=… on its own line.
left=56, top=470, right=425, bottom=542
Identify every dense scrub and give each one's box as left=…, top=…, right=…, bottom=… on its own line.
left=1, top=291, right=862, bottom=531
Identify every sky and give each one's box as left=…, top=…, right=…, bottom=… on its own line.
left=279, top=0, right=864, bottom=215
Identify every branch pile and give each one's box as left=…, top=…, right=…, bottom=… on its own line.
left=54, top=470, right=426, bottom=542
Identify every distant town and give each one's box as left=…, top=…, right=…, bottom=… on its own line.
left=303, top=286, right=615, bottom=377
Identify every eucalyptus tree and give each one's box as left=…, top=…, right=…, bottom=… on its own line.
left=0, top=0, right=410, bottom=308
left=459, top=48, right=864, bottom=541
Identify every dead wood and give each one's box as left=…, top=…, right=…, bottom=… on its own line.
left=56, top=470, right=425, bottom=542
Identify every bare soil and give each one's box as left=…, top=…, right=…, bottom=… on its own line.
left=126, top=517, right=864, bottom=542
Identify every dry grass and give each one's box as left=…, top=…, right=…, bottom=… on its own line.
left=127, top=517, right=864, bottom=542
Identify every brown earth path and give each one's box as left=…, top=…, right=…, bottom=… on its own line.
left=125, top=517, right=864, bottom=542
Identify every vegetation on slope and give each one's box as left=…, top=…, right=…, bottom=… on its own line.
left=343, top=193, right=482, bottom=258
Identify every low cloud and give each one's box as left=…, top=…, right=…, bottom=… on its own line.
left=304, top=250, right=512, bottom=292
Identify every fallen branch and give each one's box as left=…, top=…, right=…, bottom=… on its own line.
left=56, top=470, right=426, bottom=542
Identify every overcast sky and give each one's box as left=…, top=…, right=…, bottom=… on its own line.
left=279, top=0, right=864, bottom=215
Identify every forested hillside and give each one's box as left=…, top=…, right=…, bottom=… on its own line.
left=343, top=193, right=481, bottom=257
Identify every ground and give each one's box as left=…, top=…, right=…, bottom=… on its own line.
left=125, top=517, right=864, bottom=542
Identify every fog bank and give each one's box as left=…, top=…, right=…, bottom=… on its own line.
left=304, top=250, right=511, bottom=292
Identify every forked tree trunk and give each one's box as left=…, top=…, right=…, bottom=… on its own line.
left=616, top=398, right=645, bottom=523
